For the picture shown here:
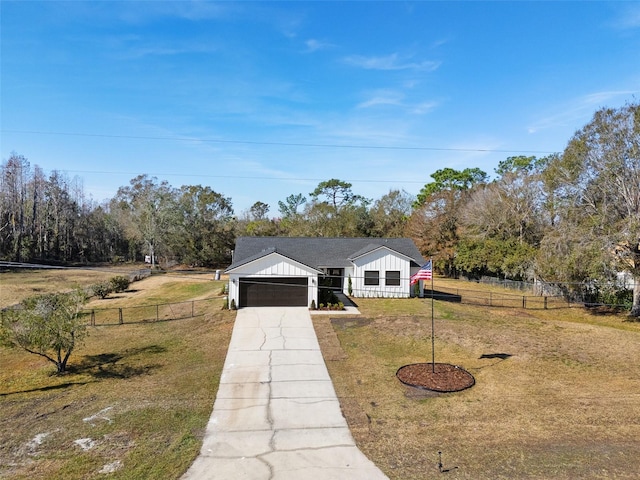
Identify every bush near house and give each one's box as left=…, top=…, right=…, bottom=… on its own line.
left=319, top=288, right=336, bottom=305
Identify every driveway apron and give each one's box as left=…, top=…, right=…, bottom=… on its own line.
left=182, top=307, right=388, bottom=480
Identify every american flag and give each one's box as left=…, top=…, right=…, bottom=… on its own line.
left=410, top=260, right=432, bottom=285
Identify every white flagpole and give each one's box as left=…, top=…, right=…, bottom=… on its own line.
left=431, top=257, right=435, bottom=373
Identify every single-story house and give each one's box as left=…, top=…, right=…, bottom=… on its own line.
left=225, top=237, right=427, bottom=308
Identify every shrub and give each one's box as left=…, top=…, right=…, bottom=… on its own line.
left=110, top=275, right=130, bottom=293
left=0, top=289, right=88, bottom=373
left=92, top=281, right=113, bottom=299
left=310, top=299, right=316, bottom=310
left=222, top=297, right=229, bottom=310
left=319, top=287, right=339, bottom=306
left=597, top=287, right=633, bottom=310
left=230, top=299, right=237, bottom=310
left=348, top=275, right=353, bottom=296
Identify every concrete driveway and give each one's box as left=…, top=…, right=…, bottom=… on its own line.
left=181, top=307, right=388, bottom=480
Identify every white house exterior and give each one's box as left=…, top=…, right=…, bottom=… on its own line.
left=227, top=251, right=322, bottom=308
left=349, top=246, right=415, bottom=298
left=225, top=237, right=426, bottom=308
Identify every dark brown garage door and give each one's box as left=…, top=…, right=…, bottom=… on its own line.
left=239, top=277, right=308, bottom=307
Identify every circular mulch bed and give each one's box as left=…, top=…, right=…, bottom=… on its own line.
left=396, top=363, right=475, bottom=393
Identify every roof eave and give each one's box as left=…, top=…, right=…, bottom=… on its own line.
left=225, top=250, right=323, bottom=274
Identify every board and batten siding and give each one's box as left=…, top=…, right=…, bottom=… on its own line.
left=227, top=252, right=318, bottom=307
left=351, top=248, right=412, bottom=298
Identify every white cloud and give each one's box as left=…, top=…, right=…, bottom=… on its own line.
left=103, top=34, right=219, bottom=60
left=581, top=90, right=638, bottom=106
left=117, top=1, right=240, bottom=24
left=410, top=101, right=439, bottom=115
left=60, top=1, right=237, bottom=26
left=357, top=91, right=405, bottom=109
left=304, top=38, right=335, bottom=53
left=119, top=46, right=194, bottom=58
left=318, top=114, right=413, bottom=146
left=343, top=53, right=441, bottom=72
left=527, top=90, right=638, bottom=133
left=430, top=37, right=451, bottom=49
left=609, top=4, right=640, bottom=30
left=356, top=89, right=439, bottom=115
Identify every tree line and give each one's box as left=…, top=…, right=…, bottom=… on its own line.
left=2, top=102, right=638, bottom=315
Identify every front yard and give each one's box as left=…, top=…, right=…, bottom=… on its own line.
left=313, top=292, right=640, bottom=479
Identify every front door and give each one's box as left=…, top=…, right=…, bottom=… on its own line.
left=325, top=268, right=343, bottom=291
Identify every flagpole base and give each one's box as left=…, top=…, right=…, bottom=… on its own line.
left=396, top=363, right=475, bottom=393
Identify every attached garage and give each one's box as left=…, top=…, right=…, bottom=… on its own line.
left=239, top=277, right=308, bottom=307
left=226, top=250, right=320, bottom=309
left=226, top=237, right=426, bottom=309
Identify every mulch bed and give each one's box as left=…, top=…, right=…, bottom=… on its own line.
left=396, top=362, right=475, bottom=393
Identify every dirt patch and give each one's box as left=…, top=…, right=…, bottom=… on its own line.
left=396, top=363, right=475, bottom=392
left=330, top=317, right=372, bottom=330
left=312, top=317, right=348, bottom=361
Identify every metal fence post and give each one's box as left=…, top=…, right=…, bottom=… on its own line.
left=119, top=308, right=123, bottom=324
left=91, top=310, right=96, bottom=326
left=522, top=296, right=526, bottom=309
left=544, top=296, right=548, bottom=309
left=192, top=301, right=195, bottom=317
left=156, top=304, right=159, bottom=322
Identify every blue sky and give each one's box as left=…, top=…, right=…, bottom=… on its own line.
left=2, top=1, right=639, bottom=215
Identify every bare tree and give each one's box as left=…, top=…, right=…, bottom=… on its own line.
left=539, top=102, right=640, bottom=315
left=0, top=153, right=30, bottom=261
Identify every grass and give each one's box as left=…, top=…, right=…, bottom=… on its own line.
left=0, top=268, right=120, bottom=308
left=313, top=282, right=640, bottom=479
left=0, top=270, right=234, bottom=480
left=4, top=270, right=640, bottom=479
left=83, top=274, right=226, bottom=325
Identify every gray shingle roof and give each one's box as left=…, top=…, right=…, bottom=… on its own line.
left=226, top=237, right=426, bottom=271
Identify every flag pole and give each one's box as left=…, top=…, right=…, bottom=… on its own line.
left=430, top=256, right=435, bottom=373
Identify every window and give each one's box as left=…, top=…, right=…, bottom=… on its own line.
left=385, top=270, right=401, bottom=286
left=364, top=270, right=379, bottom=286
